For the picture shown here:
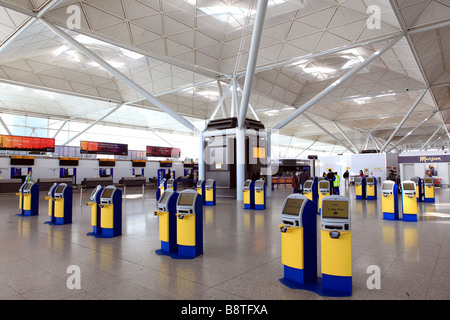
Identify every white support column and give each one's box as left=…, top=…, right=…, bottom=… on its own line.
left=380, top=89, right=427, bottom=153
left=217, top=80, right=229, bottom=118
left=236, top=128, right=245, bottom=201
left=421, top=125, right=443, bottom=151
left=198, top=132, right=206, bottom=181
left=333, top=122, right=360, bottom=153
left=265, top=129, right=272, bottom=197
left=41, top=18, right=197, bottom=133
left=237, top=0, right=269, bottom=128
left=0, top=115, right=12, bottom=135
left=209, top=83, right=233, bottom=121
left=52, top=119, right=68, bottom=138
left=273, top=36, right=402, bottom=131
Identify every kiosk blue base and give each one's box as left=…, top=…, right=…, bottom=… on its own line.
left=279, top=276, right=351, bottom=298
left=403, top=214, right=418, bottom=222
left=383, top=212, right=398, bottom=220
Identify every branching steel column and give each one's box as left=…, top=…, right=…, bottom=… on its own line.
left=333, top=122, right=360, bottom=153
left=0, top=115, right=12, bottom=135
left=237, top=0, right=269, bottom=129
left=380, top=89, right=427, bottom=153
left=41, top=18, right=197, bottom=133
left=273, top=36, right=402, bottom=131
left=421, top=125, right=443, bottom=151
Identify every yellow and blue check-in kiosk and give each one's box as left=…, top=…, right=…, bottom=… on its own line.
left=303, top=178, right=318, bottom=204
left=154, top=189, right=179, bottom=255
left=365, top=177, right=377, bottom=200
left=279, top=194, right=317, bottom=286
left=166, top=178, right=177, bottom=192
left=17, top=182, right=39, bottom=217
left=45, top=183, right=73, bottom=225
left=243, top=179, right=255, bottom=209
left=423, top=177, right=435, bottom=203
left=411, top=177, right=423, bottom=202
left=318, top=180, right=330, bottom=215
left=156, top=178, right=167, bottom=201
left=16, top=182, right=27, bottom=216
left=196, top=180, right=206, bottom=205
left=381, top=180, right=399, bottom=221
left=86, top=185, right=104, bottom=236
left=355, top=177, right=366, bottom=200
left=320, top=195, right=352, bottom=296
left=88, top=185, right=122, bottom=238
left=205, top=179, right=216, bottom=206
left=254, top=179, right=266, bottom=210
left=176, top=190, right=203, bottom=258
left=402, top=180, right=418, bottom=222
left=45, top=183, right=58, bottom=221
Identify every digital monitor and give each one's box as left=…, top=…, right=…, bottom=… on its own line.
left=24, top=183, right=33, bottom=191
left=322, top=200, right=349, bottom=220
left=178, top=192, right=196, bottom=206
left=304, top=181, right=313, bottom=189
left=355, top=177, right=362, bottom=183
left=366, top=177, right=374, bottom=183
left=197, top=180, right=203, bottom=186
left=402, top=183, right=415, bottom=191
left=206, top=180, right=214, bottom=187
left=424, top=178, right=433, bottom=184
left=167, top=179, right=174, bottom=185
left=282, top=198, right=304, bottom=216
left=91, top=186, right=102, bottom=199
left=319, top=181, right=329, bottom=189
left=255, top=180, right=264, bottom=188
left=382, top=181, right=394, bottom=190
left=244, top=181, right=251, bottom=187
left=55, top=185, right=66, bottom=194
left=102, top=188, right=114, bottom=199
left=159, top=191, right=171, bottom=204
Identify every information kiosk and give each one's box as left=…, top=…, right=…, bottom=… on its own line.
left=365, top=177, right=377, bottom=200
left=355, top=177, right=366, bottom=200
left=166, top=178, right=177, bottom=192
left=86, top=185, right=104, bottom=236
left=254, top=179, right=266, bottom=210
left=320, top=195, right=352, bottom=296
left=18, top=182, right=39, bottom=216
left=45, top=183, right=58, bottom=220
left=156, top=178, right=167, bottom=201
left=196, top=180, right=206, bottom=205
left=279, top=194, right=317, bottom=285
left=46, top=183, right=73, bottom=225
left=175, top=190, right=203, bottom=258
left=411, top=177, right=423, bottom=202
left=381, top=180, right=399, bottom=221
left=423, top=177, right=435, bottom=203
left=318, top=180, right=330, bottom=215
left=205, top=179, right=216, bottom=206
left=402, top=180, right=418, bottom=222
left=88, top=186, right=122, bottom=238
left=243, top=179, right=255, bottom=209
left=303, top=179, right=318, bottom=204
left=154, top=189, right=179, bottom=255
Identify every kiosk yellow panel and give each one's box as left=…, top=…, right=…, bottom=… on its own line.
left=54, top=199, right=65, bottom=218
left=45, top=197, right=53, bottom=216
left=177, top=214, right=196, bottom=246
left=425, top=186, right=434, bottom=199
left=402, top=195, right=417, bottom=214
left=321, top=230, right=352, bottom=277
left=100, top=205, right=114, bottom=229
left=243, top=190, right=250, bottom=204
left=87, top=203, right=97, bottom=226
left=157, top=211, right=169, bottom=242
left=367, top=186, right=375, bottom=197
left=255, top=190, right=264, bottom=205
left=197, top=188, right=202, bottom=196
left=17, top=193, right=22, bottom=210
left=206, top=190, right=214, bottom=202
left=382, top=195, right=395, bottom=213
left=281, top=226, right=304, bottom=270
left=355, top=185, right=362, bottom=196
left=305, top=192, right=313, bottom=202
left=23, top=194, right=31, bottom=211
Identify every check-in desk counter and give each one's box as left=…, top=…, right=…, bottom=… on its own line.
left=37, top=178, right=74, bottom=192
left=0, top=179, right=23, bottom=193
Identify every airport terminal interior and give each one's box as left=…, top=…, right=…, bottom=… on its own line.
left=0, top=0, right=449, bottom=302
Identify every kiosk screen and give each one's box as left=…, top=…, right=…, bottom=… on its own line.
left=206, top=180, right=214, bottom=187
left=366, top=177, right=374, bottom=183
left=91, top=186, right=101, bottom=199
left=24, top=183, right=33, bottom=191
left=282, top=198, right=304, bottom=216
left=244, top=181, right=251, bottom=187
left=424, top=178, right=433, bottom=184
left=255, top=181, right=264, bottom=188
left=355, top=177, right=362, bottom=184
left=403, top=183, right=415, bottom=191
left=167, top=179, right=174, bottom=185
left=197, top=180, right=203, bottom=187
left=304, top=181, right=312, bottom=189
left=411, top=178, right=418, bottom=183
left=382, top=181, right=394, bottom=190
left=159, top=191, right=170, bottom=204
left=178, top=193, right=196, bottom=206
left=319, top=181, right=329, bottom=189
left=55, top=185, right=65, bottom=194
left=102, top=188, right=114, bottom=199
left=322, top=201, right=349, bottom=220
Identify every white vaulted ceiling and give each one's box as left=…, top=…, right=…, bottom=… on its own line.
left=0, top=0, right=449, bottom=154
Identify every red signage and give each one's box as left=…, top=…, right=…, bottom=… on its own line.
left=0, top=135, right=55, bottom=152
left=146, top=146, right=180, bottom=158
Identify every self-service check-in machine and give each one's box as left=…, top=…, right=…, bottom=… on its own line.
left=45, top=183, right=58, bottom=221
left=365, top=177, right=377, bottom=200
left=166, top=178, right=177, bottom=192
left=423, top=177, right=435, bottom=203
left=355, top=177, right=366, bottom=200
left=411, top=177, right=423, bottom=202
left=205, top=179, right=216, bottom=206
left=279, top=194, right=317, bottom=286
left=154, top=189, right=179, bottom=255
left=303, top=179, right=318, bottom=204
left=254, top=179, right=266, bottom=210
left=16, top=182, right=27, bottom=216
left=86, top=185, right=104, bottom=236
left=175, top=190, right=203, bottom=258
left=88, top=186, right=122, bottom=238
left=45, top=183, right=73, bottom=225
left=381, top=180, right=399, bottom=221
left=17, top=182, right=39, bottom=216
left=320, top=195, right=352, bottom=296
left=243, top=179, right=255, bottom=209
left=196, top=180, right=206, bottom=205
left=156, top=178, right=167, bottom=201
left=402, top=180, right=418, bottom=222
left=318, top=180, right=330, bottom=215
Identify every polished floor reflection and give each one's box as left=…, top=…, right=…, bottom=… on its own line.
left=0, top=184, right=449, bottom=300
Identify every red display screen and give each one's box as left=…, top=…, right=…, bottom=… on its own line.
left=80, top=141, right=128, bottom=156
left=146, top=146, right=180, bottom=158
left=0, top=135, right=55, bottom=152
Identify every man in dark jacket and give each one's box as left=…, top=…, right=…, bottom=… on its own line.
left=292, top=172, right=299, bottom=193
left=299, top=169, right=310, bottom=193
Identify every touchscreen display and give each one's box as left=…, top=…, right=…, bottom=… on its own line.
left=282, top=198, right=304, bottom=216
left=178, top=192, right=196, bottom=206
left=322, top=200, right=349, bottom=220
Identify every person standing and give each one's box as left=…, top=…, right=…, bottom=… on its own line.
left=299, top=169, right=310, bottom=194
left=333, top=172, right=340, bottom=195
left=327, top=169, right=335, bottom=194
left=25, top=169, right=33, bottom=183
left=292, top=172, right=299, bottom=194
left=343, top=170, right=349, bottom=187
left=359, top=170, right=365, bottom=177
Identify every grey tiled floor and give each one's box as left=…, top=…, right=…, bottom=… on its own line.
left=0, top=185, right=450, bottom=300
